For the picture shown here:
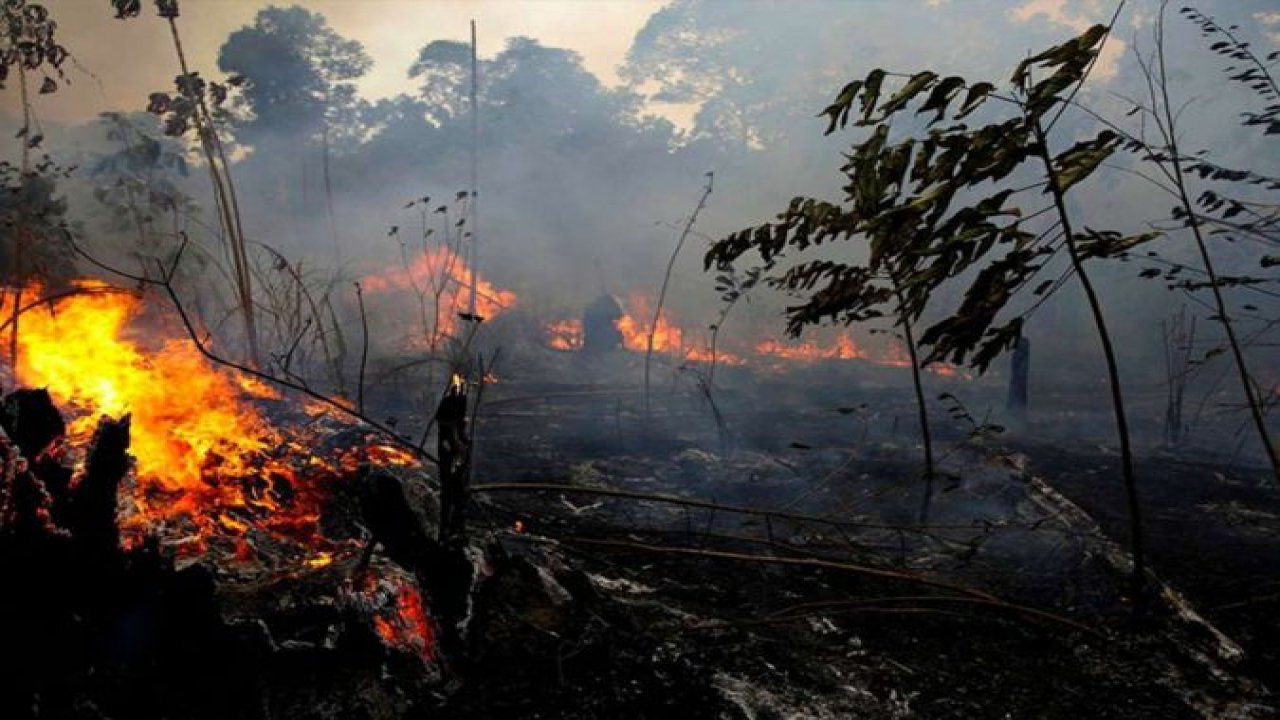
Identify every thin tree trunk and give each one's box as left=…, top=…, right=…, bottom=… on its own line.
left=1032, top=116, right=1145, bottom=602
left=1152, top=5, right=1279, bottom=484
left=645, top=174, right=713, bottom=423
left=164, top=14, right=260, bottom=368
left=894, top=283, right=935, bottom=524
left=9, top=63, right=31, bottom=368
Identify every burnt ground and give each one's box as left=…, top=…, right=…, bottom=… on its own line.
left=444, top=358, right=1279, bottom=718
left=4, top=354, right=1278, bottom=719
left=1019, top=440, right=1280, bottom=691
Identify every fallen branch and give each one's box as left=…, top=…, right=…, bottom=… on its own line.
left=562, top=536, right=999, bottom=601
left=561, top=537, right=1102, bottom=638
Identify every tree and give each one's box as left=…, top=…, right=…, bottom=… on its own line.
left=89, top=111, right=196, bottom=259
left=2, top=0, right=72, bottom=365
left=217, top=5, right=372, bottom=261
left=1096, top=3, right=1280, bottom=484
left=113, top=0, right=261, bottom=368
left=707, top=21, right=1158, bottom=599
left=217, top=5, right=371, bottom=148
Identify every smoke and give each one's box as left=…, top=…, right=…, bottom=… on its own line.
left=1, top=0, right=1278, bottom=456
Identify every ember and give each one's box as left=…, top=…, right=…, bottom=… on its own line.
left=359, top=575, right=437, bottom=662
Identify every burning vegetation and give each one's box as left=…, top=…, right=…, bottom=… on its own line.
left=1, top=2, right=1279, bottom=719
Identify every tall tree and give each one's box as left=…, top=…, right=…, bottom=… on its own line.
left=217, top=5, right=371, bottom=148
left=218, top=5, right=371, bottom=258
left=708, top=22, right=1159, bottom=600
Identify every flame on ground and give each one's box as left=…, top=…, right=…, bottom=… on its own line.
left=8, top=282, right=416, bottom=558
left=545, top=319, right=583, bottom=351
left=540, top=296, right=965, bottom=376
left=754, top=332, right=868, bottom=362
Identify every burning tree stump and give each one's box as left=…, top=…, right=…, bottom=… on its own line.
left=436, top=373, right=471, bottom=547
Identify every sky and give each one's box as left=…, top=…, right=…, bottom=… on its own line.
left=12, top=0, right=1280, bottom=130
left=8, top=0, right=666, bottom=126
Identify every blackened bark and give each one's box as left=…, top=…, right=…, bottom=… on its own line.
left=67, top=416, right=131, bottom=558
left=436, top=379, right=471, bottom=547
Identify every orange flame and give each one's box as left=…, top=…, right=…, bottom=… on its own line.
left=372, top=583, right=436, bottom=662
left=9, top=282, right=416, bottom=557
left=545, top=319, right=583, bottom=351
left=754, top=331, right=868, bottom=362
left=361, top=246, right=516, bottom=344
left=615, top=293, right=682, bottom=353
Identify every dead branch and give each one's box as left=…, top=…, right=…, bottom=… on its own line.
left=559, top=536, right=998, bottom=600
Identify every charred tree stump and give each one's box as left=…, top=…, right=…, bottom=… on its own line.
left=1006, top=337, right=1030, bottom=425
left=436, top=375, right=471, bottom=548
left=67, top=416, right=131, bottom=560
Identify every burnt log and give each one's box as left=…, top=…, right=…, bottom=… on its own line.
left=0, top=427, right=62, bottom=540
left=358, top=468, right=437, bottom=572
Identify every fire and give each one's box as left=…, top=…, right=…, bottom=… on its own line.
left=371, top=582, right=436, bottom=662
left=8, top=282, right=418, bottom=557
left=615, top=293, right=682, bottom=354
left=361, top=246, right=517, bottom=344
left=545, top=319, right=582, bottom=351
left=539, top=296, right=968, bottom=378
left=754, top=331, right=868, bottom=362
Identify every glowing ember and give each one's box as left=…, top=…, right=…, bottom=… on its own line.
left=306, top=551, right=335, bottom=569
left=361, top=246, right=517, bottom=344
left=372, top=583, right=436, bottom=662
left=7, top=281, right=418, bottom=557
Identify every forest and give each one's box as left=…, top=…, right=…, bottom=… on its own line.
left=1, top=0, right=1278, bottom=717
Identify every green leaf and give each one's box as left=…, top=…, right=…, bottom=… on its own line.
left=1051, top=130, right=1118, bottom=193
left=877, top=71, right=938, bottom=118
left=859, top=69, right=887, bottom=124
left=917, top=76, right=966, bottom=125
left=954, top=82, right=995, bottom=120
left=819, top=80, right=862, bottom=135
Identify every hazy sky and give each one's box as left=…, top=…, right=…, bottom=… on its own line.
left=8, top=0, right=665, bottom=126
left=14, top=0, right=1279, bottom=129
